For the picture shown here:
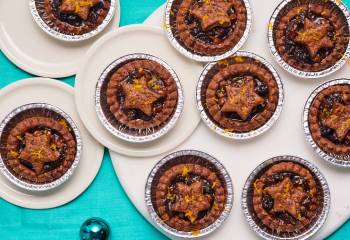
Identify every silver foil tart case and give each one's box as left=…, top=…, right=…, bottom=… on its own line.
left=303, top=78, right=350, bottom=167
left=95, top=53, right=184, bottom=143
left=196, top=51, right=284, bottom=140
left=241, top=155, right=331, bottom=240
left=164, top=0, right=252, bottom=62
left=0, top=103, right=82, bottom=192
left=145, top=150, right=233, bottom=239
left=29, top=0, right=117, bottom=42
left=268, top=0, right=350, bottom=79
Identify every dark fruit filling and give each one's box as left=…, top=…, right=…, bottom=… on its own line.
left=318, top=92, right=350, bottom=145
left=284, top=12, right=336, bottom=64
left=116, top=68, right=166, bottom=122
left=260, top=172, right=312, bottom=225
left=50, top=0, right=105, bottom=26
left=165, top=173, right=215, bottom=222
left=15, top=126, right=68, bottom=173
left=170, top=0, right=237, bottom=45
left=216, top=76, right=268, bottom=122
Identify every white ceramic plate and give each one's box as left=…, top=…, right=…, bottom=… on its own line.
left=0, top=0, right=120, bottom=78
left=75, top=25, right=203, bottom=157
left=0, top=78, right=104, bottom=209
left=110, top=2, right=350, bottom=240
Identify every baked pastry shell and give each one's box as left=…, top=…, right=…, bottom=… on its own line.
left=29, top=0, right=117, bottom=42
left=95, top=53, right=184, bottom=143
left=196, top=51, right=284, bottom=140
left=268, top=0, right=350, bottom=79
left=241, top=155, right=330, bottom=240
left=303, top=78, right=350, bottom=167
left=164, top=0, right=252, bottom=62
left=0, top=103, right=82, bottom=191
left=145, top=150, right=233, bottom=238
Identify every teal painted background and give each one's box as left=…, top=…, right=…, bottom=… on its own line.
left=0, top=0, right=349, bottom=239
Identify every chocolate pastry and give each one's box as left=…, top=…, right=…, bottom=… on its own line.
left=273, top=0, right=349, bottom=72
left=101, top=59, right=179, bottom=136
left=250, top=161, right=323, bottom=236
left=151, top=155, right=227, bottom=232
left=309, top=84, right=350, bottom=156
left=168, top=0, right=248, bottom=56
left=34, top=0, right=111, bottom=35
left=200, top=55, right=279, bottom=133
left=0, top=109, right=77, bottom=184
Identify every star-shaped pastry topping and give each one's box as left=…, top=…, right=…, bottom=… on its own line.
left=191, top=0, right=234, bottom=31
left=120, top=76, right=165, bottom=117
left=60, top=0, right=100, bottom=20
left=265, top=177, right=307, bottom=220
left=171, top=181, right=212, bottom=223
left=221, top=77, right=265, bottom=120
left=323, top=102, right=350, bottom=140
left=19, top=131, right=60, bottom=175
left=293, top=18, right=334, bottom=61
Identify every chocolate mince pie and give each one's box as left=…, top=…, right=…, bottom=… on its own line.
left=150, top=153, right=229, bottom=233
left=249, top=160, right=325, bottom=237
left=272, top=0, right=349, bottom=72
left=309, top=83, right=350, bottom=156
left=34, top=0, right=112, bottom=36
left=168, top=0, right=249, bottom=56
left=99, top=56, right=180, bottom=138
left=200, top=55, right=280, bottom=133
left=0, top=107, right=78, bottom=184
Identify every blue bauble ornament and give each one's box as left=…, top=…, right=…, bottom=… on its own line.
left=80, top=217, right=110, bottom=240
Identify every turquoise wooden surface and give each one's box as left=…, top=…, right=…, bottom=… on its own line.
left=0, top=0, right=349, bottom=239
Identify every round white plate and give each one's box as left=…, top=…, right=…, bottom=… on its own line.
left=0, top=78, right=104, bottom=209
left=75, top=24, right=203, bottom=157
left=112, top=2, right=350, bottom=240
left=0, top=0, right=120, bottom=78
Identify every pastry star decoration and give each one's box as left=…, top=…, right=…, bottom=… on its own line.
left=19, top=131, right=60, bottom=175
left=60, top=0, right=100, bottom=20
left=293, top=18, right=334, bottom=61
left=265, top=177, right=307, bottom=220
left=323, top=102, right=350, bottom=140
left=191, top=0, right=234, bottom=31
left=172, top=181, right=212, bottom=223
left=221, top=77, right=265, bottom=120
left=121, top=76, right=165, bottom=117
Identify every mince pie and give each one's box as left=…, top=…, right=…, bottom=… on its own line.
left=272, top=0, right=349, bottom=72
left=149, top=152, right=230, bottom=233
left=199, top=54, right=280, bottom=134
left=34, top=0, right=112, bottom=36
left=98, top=56, right=180, bottom=139
left=247, top=160, right=326, bottom=238
left=308, top=83, right=350, bottom=156
left=168, top=0, right=249, bottom=57
left=0, top=106, right=78, bottom=184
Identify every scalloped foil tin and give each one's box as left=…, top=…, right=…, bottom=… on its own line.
left=268, top=0, right=350, bottom=79
left=145, top=150, right=233, bottom=239
left=303, top=78, right=350, bottom=167
left=196, top=51, right=284, bottom=140
left=29, top=0, right=117, bottom=42
left=164, top=0, right=252, bottom=62
left=95, top=53, right=184, bottom=143
left=242, top=155, right=331, bottom=240
left=0, top=103, right=82, bottom=192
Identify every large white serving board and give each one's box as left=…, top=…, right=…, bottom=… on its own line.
left=0, top=0, right=120, bottom=78
left=0, top=79, right=104, bottom=209
left=111, top=1, right=350, bottom=239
